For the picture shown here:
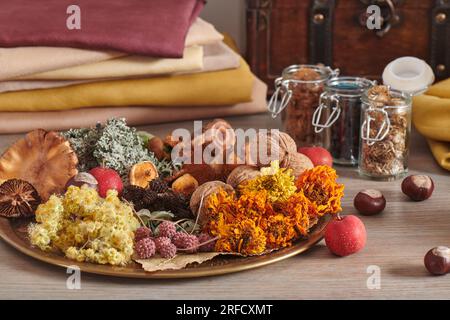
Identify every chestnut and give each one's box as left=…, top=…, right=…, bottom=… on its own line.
left=401, top=175, right=434, bottom=201
left=353, top=189, right=386, bottom=216
left=424, top=246, right=450, bottom=275
left=65, top=172, right=98, bottom=190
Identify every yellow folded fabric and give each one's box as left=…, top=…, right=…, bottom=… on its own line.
left=413, top=86, right=450, bottom=171
left=0, top=57, right=253, bottom=112
left=427, top=139, right=450, bottom=171
left=413, top=94, right=450, bottom=142
left=19, top=46, right=204, bottom=80
left=0, top=78, right=267, bottom=134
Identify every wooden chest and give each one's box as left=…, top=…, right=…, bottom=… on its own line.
left=246, top=0, right=450, bottom=91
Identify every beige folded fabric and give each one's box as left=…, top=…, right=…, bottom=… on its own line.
left=19, top=46, right=204, bottom=80
left=0, top=42, right=240, bottom=93
left=0, top=18, right=223, bottom=81
left=0, top=78, right=267, bottom=134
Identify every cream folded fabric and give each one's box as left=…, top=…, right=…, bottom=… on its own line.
left=0, top=42, right=240, bottom=93
left=0, top=78, right=267, bottom=134
left=0, top=57, right=253, bottom=112
left=0, top=18, right=223, bottom=81
left=19, top=46, right=204, bottom=80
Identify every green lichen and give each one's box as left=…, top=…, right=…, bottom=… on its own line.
left=62, top=118, right=176, bottom=179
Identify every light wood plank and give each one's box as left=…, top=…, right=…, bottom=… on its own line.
left=0, top=114, right=449, bottom=299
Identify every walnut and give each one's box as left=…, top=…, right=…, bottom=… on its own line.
left=280, top=152, right=314, bottom=177
left=246, top=131, right=296, bottom=167
left=226, top=165, right=260, bottom=189
left=189, top=181, right=234, bottom=224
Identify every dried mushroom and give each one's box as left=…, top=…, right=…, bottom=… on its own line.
left=0, top=130, right=78, bottom=201
left=0, top=179, right=41, bottom=218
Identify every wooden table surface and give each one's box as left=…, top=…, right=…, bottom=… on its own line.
left=1, top=114, right=449, bottom=300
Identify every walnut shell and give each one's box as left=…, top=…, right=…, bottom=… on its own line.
left=189, top=181, right=234, bottom=224
left=226, top=165, right=260, bottom=189
left=280, top=152, right=314, bottom=177
left=246, top=131, right=296, bottom=167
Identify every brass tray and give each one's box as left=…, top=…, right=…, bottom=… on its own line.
left=0, top=216, right=330, bottom=279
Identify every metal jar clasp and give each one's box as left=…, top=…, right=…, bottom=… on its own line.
left=312, top=92, right=341, bottom=133
left=361, top=107, right=391, bottom=146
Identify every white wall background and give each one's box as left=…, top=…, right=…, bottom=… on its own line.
left=200, top=0, right=247, bottom=53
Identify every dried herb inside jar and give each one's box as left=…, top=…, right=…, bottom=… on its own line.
left=284, top=68, right=326, bottom=147
left=360, top=86, right=410, bottom=177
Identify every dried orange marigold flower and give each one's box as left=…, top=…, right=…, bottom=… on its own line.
left=295, top=165, right=344, bottom=216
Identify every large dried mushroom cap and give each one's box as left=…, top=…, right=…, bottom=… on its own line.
left=0, top=129, right=78, bottom=201
left=0, top=179, right=41, bottom=218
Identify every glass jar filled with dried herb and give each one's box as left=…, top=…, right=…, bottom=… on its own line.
left=312, top=77, right=374, bottom=166
left=359, top=85, right=412, bottom=180
left=268, top=65, right=338, bottom=147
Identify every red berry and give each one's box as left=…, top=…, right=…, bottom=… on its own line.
left=325, top=215, right=367, bottom=257
left=89, top=167, right=123, bottom=198
left=134, top=227, right=152, bottom=242
left=135, top=238, right=156, bottom=259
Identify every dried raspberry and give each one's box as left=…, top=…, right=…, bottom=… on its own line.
left=197, top=233, right=216, bottom=252
left=134, top=227, right=152, bottom=242
left=134, top=238, right=156, bottom=259
left=155, top=237, right=177, bottom=258
left=158, top=221, right=177, bottom=238
left=172, top=232, right=199, bottom=253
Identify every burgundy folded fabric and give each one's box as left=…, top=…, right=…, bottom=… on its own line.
left=0, top=0, right=205, bottom=57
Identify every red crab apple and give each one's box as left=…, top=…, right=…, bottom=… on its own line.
left=325, top=215, right=367, bottom=257
left=89, top=167, right=123, bottom=198
left=298, top=146, right=333, bottom=167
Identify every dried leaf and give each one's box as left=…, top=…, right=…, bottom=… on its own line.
left=135, top=253, right=224, bottom=272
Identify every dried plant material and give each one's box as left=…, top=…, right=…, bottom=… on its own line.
left=0, top=179, right=41, bottom=218
left=129, top=161, right=159, bottom=188
left=180, top=163, right=224, bottom=185
left=360, top=86, right=409, bottom=177
left=190, top=181, right=234, bottom=223
left=172, top=173, right=199, bottom=197
left=135, top=252, right=224, bottom=272
left=147, top=136, right=168, bottom=161
left=285, top=67, right=325, bottom=147
left=280, top=152, right=314, bottom=177
left=226, top=165, right=260, bottom=189
left=0, top=129, right=78, bottom=201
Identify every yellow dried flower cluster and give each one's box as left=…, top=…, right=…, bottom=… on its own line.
left=239, top=160, right=296, bottom=203
left=28, top=185, right=140, bottom=266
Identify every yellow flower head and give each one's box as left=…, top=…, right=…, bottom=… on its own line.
left=239, top=160, right=296, bottom=203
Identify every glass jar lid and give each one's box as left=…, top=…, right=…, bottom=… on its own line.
left=281, top=64, right=338, bottom=84
left=326, top=77, right=375, bottom=97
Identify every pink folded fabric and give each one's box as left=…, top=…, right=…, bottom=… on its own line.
left=0, top=0, right=205, bottom=57
left=0, top=78, right=267, bottom=134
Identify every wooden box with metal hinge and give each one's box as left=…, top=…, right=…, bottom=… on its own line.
left=246, top=0, right=450, bottom=92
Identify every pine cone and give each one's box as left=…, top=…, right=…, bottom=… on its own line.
left=122, top=185, right=146, bottom=211
left=149, top=178, right=169, bottom=193
left=143, top=189, right=158, bottom=207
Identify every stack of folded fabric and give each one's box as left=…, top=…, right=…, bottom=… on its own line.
left=0, top=0, right=267, bottom=133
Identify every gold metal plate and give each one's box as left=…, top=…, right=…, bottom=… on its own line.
left=0, top=216, right=330, bottom=279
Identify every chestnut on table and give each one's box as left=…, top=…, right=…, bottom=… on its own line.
left=0, top=114, right=450, bottom=300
